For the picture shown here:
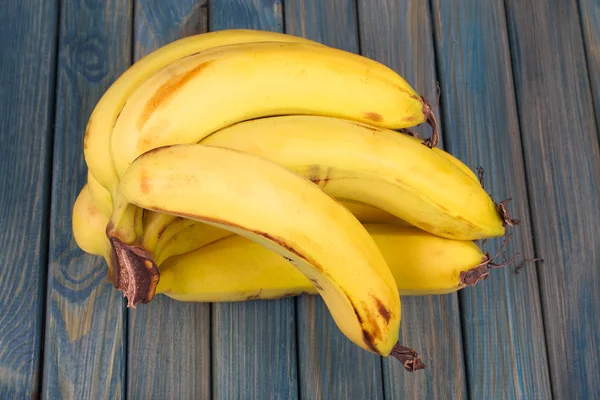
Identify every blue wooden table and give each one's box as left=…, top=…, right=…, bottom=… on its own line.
left=1, top=0, right=599, bottom=398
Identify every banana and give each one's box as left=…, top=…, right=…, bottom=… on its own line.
left=199, top=115, right=505, bottom=240
left=156, top=224, right=489, bottom=301
left=153, top=200, right=404, bottom=265
left=83, top=29, right=321, bottom=198
left=74, top=184, right=497, bottom=299
left=87, top=170, right=113, bottom=218
left=109, top=41, right=437, bottom=180
left=141, top=210, right=179, bottom=255
left=72, top=184, right=111, bottom=263
left=109, top=144, right=403, bottom=359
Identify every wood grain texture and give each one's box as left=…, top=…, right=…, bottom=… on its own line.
left=40, top=0, right=131, bottom=399
left=0, top=0, right=58, bottom=397
left=579, top=0, right=600, bottom=134
left=127, top=2, right=211, bottom=399
left=210, top=0, right=284, bottom=32
left=430, top=0, right=552, bottom=398
left=209, top=1, right=299, bottom=399
left=357, top=1, right=467, bottom=397
left=284, top=1, right=384, bottom=399
left=505, top=0, right=600, bottom=397
left=212, top=299, right=298, bottom=399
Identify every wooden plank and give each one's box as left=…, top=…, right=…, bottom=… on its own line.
left=429, top=1, right=552, bottom=398
left=40, top=0, right=131, bottom=399
left=284, top=1, right=386, bottom=399
left=579, top=0, right=600, bottom=132
left=504, top=0, right=600, bottom=397
left=356, top=2, right=468, bottom=397
left=0, top=0, right=58, bottom=397
left=126, top=2, right=211, bottom=399
left=209, top=1, right=299, bottom=399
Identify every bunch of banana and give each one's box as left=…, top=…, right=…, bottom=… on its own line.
left=74, top=29, right=516, bottom=371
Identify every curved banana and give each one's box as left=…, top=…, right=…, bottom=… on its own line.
left=74, top=183, right=498, bottom=299
left=87, top=170, right=113, bottom=218
left=153, top=200, right=404, bottom=265
left=83, top=29, right=321, bottom=198
left=156, top=224, right=488, bottom=301
left=72, top=184, right=111, bottom=264
left=110, top=41, right=436, bottom=179
left=200, top=115, right=505, bottom=240
left=110, top=144, right=403, bottom=359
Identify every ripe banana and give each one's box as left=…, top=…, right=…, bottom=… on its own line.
left=72, top=184, right=110, bottom=264
left=109, top=144, right=403, bottom=359
left=87, top=170, right=113, bottom=218
left=84, top=29, right=321, bottom=198
left=109, top=41, right=437, bottom=179
left=199, top=115, right=505, bottom=240
left=156, top=224, right=490, bottom=302
left=153, top=200, right=403, bottom=266
left=74, top=184, right=497, bottom=299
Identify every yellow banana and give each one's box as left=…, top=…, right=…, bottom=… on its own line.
left=199, top=115, right=505, bottom=240
left=72, top=184, right=111, bottom=264
left=74, top=184, right=496, bottom=299
left=87, top=170, right=113, bottom=218
left=84, top=29, right=321, bottom=199
left=156, top=224, right=489, bottom=301
left=109, top=41, right=436, bottom=179
left=110, top=144, right=403, bottom=360
left=153, top=200, right=404, bottom=266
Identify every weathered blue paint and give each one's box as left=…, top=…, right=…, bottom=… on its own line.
left=40, top=0, right=131, bottom=398
left=430, top=0, right=552, bottom=398
left=506, top=0, right=600, bottom=397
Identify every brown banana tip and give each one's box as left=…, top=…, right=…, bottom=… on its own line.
left=389, top=343, right=426, bottom=372
left=109, top=237, right=159, bottom=308
left=421, top=96, right=439, bottom=148
left=496, top=198, right=521, bottom=227
left=461, top=233, right=520, bottom=287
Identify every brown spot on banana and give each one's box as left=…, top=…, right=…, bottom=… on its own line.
left=246, top=290, right=263, bottom=300
left=136, top=60, right=215, bottom=130
left=307, top=165, right=333, bottom=187
left=364, top=112, right=383, bottom=122
left=140, top=169, right=151, bottom=194
left=361, top=329, right=380, bottom=354
left=372, top=295, right=392, bottom=324
left=308, top=278, right=324, bottom=291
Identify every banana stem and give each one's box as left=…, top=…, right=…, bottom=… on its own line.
left=389, top=343, right=426, bottom=372
left=421, top=97, right=439, bottom=148
left=460, top=233, right=520, bottom=286
left=109, top=237, right=159, bottom=307
left=106, top=192, right=160, bottom=307
left=497, top=197, right=521, bottom=227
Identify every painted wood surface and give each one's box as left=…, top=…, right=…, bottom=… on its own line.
left=208, top=1, right=299, bottom=399
left=505, top=0, right=600, bottom=397
left=284, top=3, right=386, bottom=399
left=579, top=0, right=600, bottom=134
left=430, top=0, right=552, bottom=398
left=4, top=0, right=600, bottom=397
left=126, top=1, right=211, bottom=399
left=40, top=1, right=131, bottom=399
left=0, top=0, right=58, bottom=397
left=357, top=1, right=467, bottom=398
